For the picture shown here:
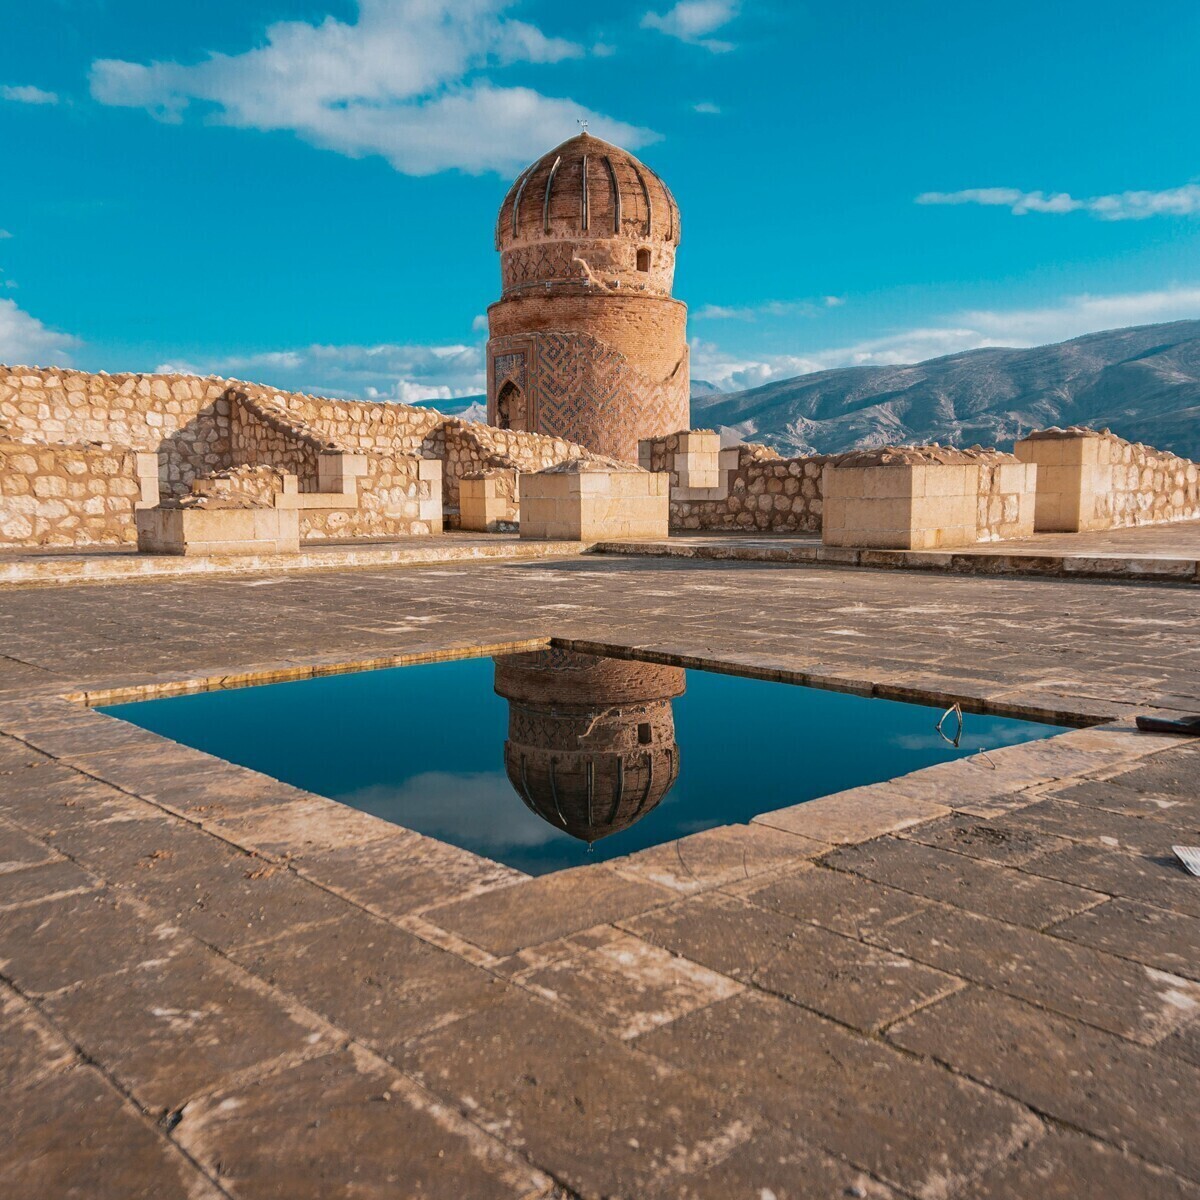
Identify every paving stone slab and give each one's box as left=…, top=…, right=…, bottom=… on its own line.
left=1158, top=1019, right=1200, bottom=1067
left=888, top=987, right=1200, bottom=1181
left=0, top=889, right=186, bottom=995
left=872, top=904, right=1200, bottom=1044
left=3, top=776, right=157, bottom=844
left=0, top=856, right=96, bottom=911
left=1049, top=778, right=1200, bottom=820
left=293, top=827, right=525, bottom=920
left=635, top=990, right=1043, bottom=1200
left=638, top=1125, right=901, bottom=1199
left=174, top=1047, right=552, bottom=1200
left=0, top=985, right=76, bottom=1088
left=968, top=1128, right=1200, bottom=1199
left=1047, top=898, right=1200, bottom=980
left=752, top=784, right=949, bottom=844
left=402, top=990, right=759, bottom=1198
left=42, top=948, right=333, bottom=1114
left=0, top=817, right=58, bottom=874
left=1020, top=841, right=1200, bottom=919
left=1004, top=798, right=1199, bottom=858
left=0, top=1065, right=224, bottom=1200
left=625, top=890, right=961, bottom=1031
left=505, top=925, right=743, bottom=1040
left=611, top=822, right=828, bottom=894
left=229, top=905, right=511, bottom=1055
left=40, top=800, right=357, bottom=949
left=118, top=851, right=357, bottom=953
left=897, top=812, right=1072, bottom=867
left=204, top=794, right=398, bottom=858
left=735, top=862, right=932, bottom=938
left=825, top=835, right=1106, bottom=928
left=425, top=865, right=674, bottom=957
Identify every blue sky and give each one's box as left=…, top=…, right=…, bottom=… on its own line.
left=1, top=0, right=1198, bottom=401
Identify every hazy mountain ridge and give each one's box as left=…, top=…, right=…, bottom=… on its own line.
left=693, top=320, right=1200, bottom=461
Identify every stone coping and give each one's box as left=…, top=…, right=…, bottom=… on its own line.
left=595, top=536, right=1200, bottom=584
left=0, top=536, right=589, bottom=588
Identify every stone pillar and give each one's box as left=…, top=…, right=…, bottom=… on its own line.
left=1014, top=429, right=1110, bottom=532
left=822, top=454, right=981, bottom=549
left=519, top=462, right=669, bottom=540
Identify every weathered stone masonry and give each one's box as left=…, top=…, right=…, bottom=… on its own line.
left=0, top=366, right=603, bottom=548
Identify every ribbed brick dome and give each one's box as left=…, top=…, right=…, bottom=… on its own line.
left=496, top=133, right=680, bottom=251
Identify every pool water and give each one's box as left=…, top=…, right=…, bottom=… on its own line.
left=100, top=650, right=1067, bottom=875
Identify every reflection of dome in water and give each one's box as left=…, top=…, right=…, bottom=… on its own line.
left=493, top=650, right=685, bottom=844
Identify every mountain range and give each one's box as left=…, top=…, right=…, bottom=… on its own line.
left=423, top=320, right=1200, bottom=461
left=690, top=319, right=1200, bottom=461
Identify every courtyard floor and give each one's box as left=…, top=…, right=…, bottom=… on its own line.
left=1, top=552, right=1199, bottom=1198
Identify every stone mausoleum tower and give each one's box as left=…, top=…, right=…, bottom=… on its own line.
left=486, top=132, right=690, bottom=463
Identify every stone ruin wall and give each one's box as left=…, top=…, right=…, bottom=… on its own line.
left=0, top=367, right=229, bottom=501
left=0, top=366, right=602, bottom=547
left=0, top=440, right=143, bottom=547
left=1089, top=432, right=1200, bottom=528
left=248, top=385, right=601, bottom=508
left=641, top=433, right=829, bottom=533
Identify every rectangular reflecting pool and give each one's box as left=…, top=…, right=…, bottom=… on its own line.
left=100, top=650, right=1068, bottom=875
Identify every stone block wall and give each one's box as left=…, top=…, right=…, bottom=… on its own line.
left=460, top=469, right=520, bottom=532
left=229, top=391, right=330, bottom=490
left=640, top=432, right=828, bottom=532
left=977, top=458, right=1038, bottom=541
left=1016, top=427, right=1200, bottom=532
left=0, top=367, right=229, bottom=499
left=520, top=461, right=669, bottom=541
left=822, top=446, right=1034, bottom=550
left=0, top=366, right=600, bottom=547
left=0, top=440, right=145, bottom=547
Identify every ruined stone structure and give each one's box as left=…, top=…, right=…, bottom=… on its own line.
left=0, top=367, right=602, bottom=548
left=492, top=650, right=685, bottom=843
left=1015, top=426, right=1200, bottom=532
left=486, top=133, right=689, bottom=463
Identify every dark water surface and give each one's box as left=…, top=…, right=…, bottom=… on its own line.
left=101, top=651, right=1066, bottom=875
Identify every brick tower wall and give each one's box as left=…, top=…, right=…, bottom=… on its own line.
left=486, top=294, right=689, bottom=464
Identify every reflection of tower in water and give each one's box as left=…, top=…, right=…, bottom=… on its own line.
left=492, top=650, right=685, bottom=844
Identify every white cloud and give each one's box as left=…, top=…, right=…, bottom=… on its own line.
left=0, top=230, right=11, bottom=239
left=156, top=339, right=485, bottom=402
left=90, top=0, right=657, bottom=176
left=342, top=771, right=563, bottom=850
left=693, top=101, right=721, bottom=114
left=693, top=285, right=1200, bottom=390
left=0, top=299, right=80, bottom=365
left=918, top=183, right=1200, bottom=221
left=693, top=296, right=844, bottom=321
left=641, top=1, right=739, bottom=51
left=471, top=313, right=489, bottom=332
left=1, top=85, right=59, bottom=105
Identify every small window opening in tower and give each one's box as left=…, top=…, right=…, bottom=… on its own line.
left=638, top=722, right=653, bottom=745
left=636, top=248, right=651, bottom=272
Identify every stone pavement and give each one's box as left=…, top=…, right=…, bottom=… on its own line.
left=596, top=517, right=1200, bottom=585
left=0, top=531, right=588, bottom=588
left=1, top=555, right=1199, bottom=1198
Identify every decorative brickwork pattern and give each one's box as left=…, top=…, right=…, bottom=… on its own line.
left=488, top=331, right=689, bottom=464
